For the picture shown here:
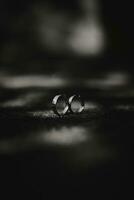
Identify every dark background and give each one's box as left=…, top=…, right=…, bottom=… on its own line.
left=0, top=0, right=134, bottom=199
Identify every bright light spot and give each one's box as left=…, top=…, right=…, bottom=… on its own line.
left=87, top=72, right=129, bottom=89
left=68, top=19, right=105, bottom=55
left=40, top=126, right=88, bottom=146
left=0, top=75, right=67, bottom=88
left=85, top=102, right=99, bottom=110
left=1, top=92, right=42, bottom=107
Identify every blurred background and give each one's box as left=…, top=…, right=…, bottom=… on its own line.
left=0, top=0, right=134, bottom=199
left=0, top=0, right=133, bottom=76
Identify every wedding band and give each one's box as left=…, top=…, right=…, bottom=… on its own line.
left=68, top=95, right=85, bottom=113
left=52, top=94, right=69, bottom=116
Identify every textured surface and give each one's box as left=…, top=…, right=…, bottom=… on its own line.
left=0, top=76, right=133, bottom=198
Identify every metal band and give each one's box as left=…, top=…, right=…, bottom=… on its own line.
left=68, top=95, right=85, bottom=113
left=52, top=94, right=69, bottom=116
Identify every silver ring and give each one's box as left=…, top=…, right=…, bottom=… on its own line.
left=52, top=94, right=69, bottom=116
left=68, top=95, right=85, bottom=113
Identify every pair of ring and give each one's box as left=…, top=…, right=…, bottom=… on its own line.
left=52, top=95, right=85, bottom=116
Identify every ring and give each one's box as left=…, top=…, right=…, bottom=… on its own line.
left=68, top=95, right=85, bottom=113
left=52, top=94, right=69, bottom=116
